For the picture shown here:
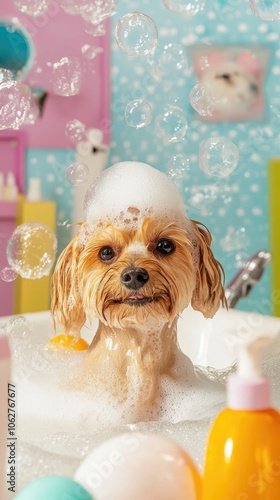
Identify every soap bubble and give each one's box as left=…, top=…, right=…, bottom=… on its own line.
left=14, top=0, right=50, bottom=16
left=199, top=137, right=239, bottom=178
left=189, top=83, right=215, bottom=117
left=65, top=120, right=86, bottom=143
left=52, top=58, right=82, bottom=97
left=3, top=316, right=32, bottom=343
left=0, top=267, right=18, bottom=282
left=188, top=184, right=219, bottom=211
left=65, top=162, right=90, bottom=186
left=148, top=42, right=187, bottom=78
left=6, top=223, right=57, bottom=279
left=166, top=154, right=190, bottom=180
left=155, top=105, right=188, bottom=144
left=80, top=0, right=118, bottom=24
left=250, top=0, right=280, bottom=20
left=85, top=22, right=106, bottom=37
left=0, top=70, right=31, bottom=130
left=125, top=99, right=152, bottom=128
left=58, top=0, right=80, bottom=15
left=162, top=0, right=205, bottom=16
left=220, top=227, right=249, bottom=253
left=81, top=44, right=104, bottom=60
left=115, top=12, right=158, bottom=57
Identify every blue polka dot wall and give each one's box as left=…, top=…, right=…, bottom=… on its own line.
left=109, top=0, right=280, bottom=315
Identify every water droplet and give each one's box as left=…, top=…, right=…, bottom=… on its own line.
left=162, top=0, right=205, bottom=16
left=148, top=42, right=187, bottom=78
left=0, top=267, right=18, bottom=282
left=65, top=162, right=90, bottom=186
left=199, top=137, right=239, bottom=178
left=125, top=99, right=152, bottom=128
left=6, top=223, right=57, bottom=279
left=52, top=57, right=81, bottom=97
left=189, top=83, right=215, bottom=117
left=115, top=12, right=158, bottom=57
left=0, top=71, right=31, bottom=130
left=155, top=105, right=188, bottom=144
left=65, top=120, right=86, bottom=143
left=14, top=0, right=50, bottom=16
left=81, top=44, right=104, bottom=60
left=250, top=0, right=280, bottom=20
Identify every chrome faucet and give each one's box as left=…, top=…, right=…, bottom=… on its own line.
left=225, top=250, right=272, bottom=308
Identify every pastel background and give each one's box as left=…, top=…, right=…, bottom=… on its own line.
left=1, top=0, right=280, bottom=315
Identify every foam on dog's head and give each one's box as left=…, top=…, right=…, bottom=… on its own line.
left=83, top=162, right=188, bottom=232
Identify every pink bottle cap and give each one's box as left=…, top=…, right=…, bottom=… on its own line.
left=0, top=335, right=10, bottom=360
left=228, top=373, right=271, bottom=411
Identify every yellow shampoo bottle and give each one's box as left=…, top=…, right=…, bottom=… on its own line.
left=203, top=336, right=280, bottom=500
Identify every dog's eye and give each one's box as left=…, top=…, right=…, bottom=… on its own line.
left=156, top=239, right=175, bottom=255
left=99, top=246, right=115, bottom=262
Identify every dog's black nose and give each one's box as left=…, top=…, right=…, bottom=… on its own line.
left=121, top=267, right=149, bottom=290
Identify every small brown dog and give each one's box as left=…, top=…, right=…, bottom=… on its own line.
left=51, top=162, right=226, bottom=418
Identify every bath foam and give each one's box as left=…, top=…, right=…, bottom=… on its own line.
left=83, top=161, right=191, bottom=233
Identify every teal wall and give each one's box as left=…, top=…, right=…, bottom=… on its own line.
left=109, top=0, right=280, bottom=315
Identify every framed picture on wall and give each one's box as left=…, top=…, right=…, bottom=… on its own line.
left=189, top=44, right=271, bottom=122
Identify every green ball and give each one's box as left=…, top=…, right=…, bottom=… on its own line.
left=15, top=475, right=93, bottom=500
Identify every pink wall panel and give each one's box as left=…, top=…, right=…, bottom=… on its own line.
left=0, top=5, right=110, bottom=148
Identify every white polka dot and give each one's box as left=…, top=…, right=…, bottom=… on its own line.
left=31, top=157, right=37, bottom=165
left=217, top=25, right=228, bottom=33
left=231, top=184, right=239, bottom=193
left=199, top=125, right=208, bottom=134
left=258, top=24, right=268, bottom=33
left=124, top=141, right=131, bottom=148
left=238, top=23, right=248, bottom=32
left=111, top=66, right=119, bottom=76
left=147, top=155, right=158, bottom=164
left=177, top=78, right=185, bottom=87
left=195, top=25, right=205, bottom=34
left=55, top=187, right=64, bottom=195
left=250, top=183, right=260, bottom=192
left=252, top=207, right=262, bottom=216
left=236, top=208, right=245, bottom=216
left=276, top=50, right=280, bottom=59
left=207, top=11, right=216, bottom=19
left=191, top=132, right=199, bottom=141
left=47, top=174, right=55, bottom=182
left=229, top=130, right=237, bottom=138
left=120, top=76, right=128, bottom=84
left=181, top=34, right=198, bottom=45
left=47, top=155, right=56, bottom=164
left=268, top=32, right=279, bottom=41
left=190, top=154, right=198, bottom=162
left=251, top=153, right=261, bottom=163
left=272, top=66, right=280, bottom=76
left=111, top=155, right=121, bottom=163
left=175, top=143, right=183, bottom=151
left=134, top=66, right=145, bottom=75
left=218, top=208, right=226, bottom=216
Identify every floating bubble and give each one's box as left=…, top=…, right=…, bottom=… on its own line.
left=115, top=12, right=158, bottom=57
left=0, top=267, right=18, bottom=282
left=81, top=44, right=104, bottom=60
left=188, top=184, right=219, bottom=211
left=24, top=96, right=40, bottom=125
left=148, top=42, right=187, bottom=78
left=65, top=162, right=90, bottom=186
left=250, top=0, right=280, bottom=20
left=125, top=99, right=152, bottom=129
left=189, top=83, right=215, bottom=117
left=58, top=0, right=80, bottom=15
left=3, top=316, right=32, bottom=343
left=0, top=70, right=31, bottom=130
left=199, top=137, right=239, bottom=178
left=52, top=58, right=82, bottom=97
left=167, top=154, right=190, bottom=179
left=80, top=0, right=118, bottom=24
left=155, top=105, right=188, bottom=144
left=85, top=22, right=106, bottom=37
left=65, top=120, right=86, bottom=143
left=14, top=0, right=50, bottom=16
left=162, top=0, right=205, bottom=16
left=220, top=227, right=249, bottom=253
left=6, top=223, right=57, bottom=279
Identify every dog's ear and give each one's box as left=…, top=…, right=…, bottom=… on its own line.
left=190, top=220, right=227, bottom=318
left=51, top=232, right=86, bottom=334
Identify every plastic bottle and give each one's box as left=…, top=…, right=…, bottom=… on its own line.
left=202, top=335, right=280, bottom=500
left=5, top=172, right=18, bottom=201
left=26, top=177, right=42, bottom=202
